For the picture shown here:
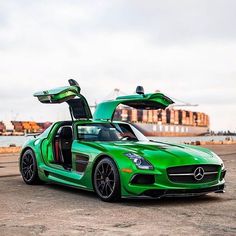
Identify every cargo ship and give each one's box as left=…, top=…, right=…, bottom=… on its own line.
left=113, top=107, right=209, bottom=136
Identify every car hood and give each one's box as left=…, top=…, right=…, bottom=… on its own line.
left=94, top=141, right=222, bottom=167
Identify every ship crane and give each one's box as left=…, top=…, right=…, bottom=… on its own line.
left=102, top=88, right=127, bottom=101
left=89, top=88, right=127, bottom=109
left=168, top=97, right=198, bottom=108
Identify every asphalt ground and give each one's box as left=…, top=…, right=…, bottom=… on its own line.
left=0, top=145, right=236, bottom=236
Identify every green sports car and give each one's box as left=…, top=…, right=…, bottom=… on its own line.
left=19, top=80, right=226, bottom=201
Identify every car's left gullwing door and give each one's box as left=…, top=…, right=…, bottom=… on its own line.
left=34, top=79, right=92, bottom=120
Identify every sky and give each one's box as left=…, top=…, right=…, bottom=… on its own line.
left=0, top=0, right=236, bottom=131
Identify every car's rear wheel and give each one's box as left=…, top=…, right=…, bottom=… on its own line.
left=94, top=157, right=121, bottom=202
left=20, top=149, right=42, bottom=185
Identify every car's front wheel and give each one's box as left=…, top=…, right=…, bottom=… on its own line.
left=93, top=157, right=121, bottom=202
left=20, top=149, right=42, bottom=185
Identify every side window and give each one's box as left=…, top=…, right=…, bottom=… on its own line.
left=77, top=125, right=101, bottom=141
left=77, top=123, right=121, bottom=142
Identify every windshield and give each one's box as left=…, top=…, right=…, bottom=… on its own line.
left=77, top=123, right=148, bottom=142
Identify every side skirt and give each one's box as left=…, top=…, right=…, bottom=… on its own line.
left=39, top=165, right=93, bottom=191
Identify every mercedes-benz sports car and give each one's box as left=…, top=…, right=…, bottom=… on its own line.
left=19, top=80, right=226, bottom=202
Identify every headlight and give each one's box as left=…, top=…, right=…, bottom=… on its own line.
left=221, top=162, right=225, bottom=170
left=125, top=153, right=153, bottom=170
left=211, top=151, right=220, bottom=158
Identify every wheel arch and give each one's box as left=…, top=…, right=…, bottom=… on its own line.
left=20, top=146, right=35, bottom=160
left=19, top=147, right=36, bottom=171
left=91, top=154, right=120, bottom=189
left=19, top=146, right=44, bottom=184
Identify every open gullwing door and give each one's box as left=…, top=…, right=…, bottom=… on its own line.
left=93, top=86, right=174, bottom=121
left=34, top=79, right=92, bottom=120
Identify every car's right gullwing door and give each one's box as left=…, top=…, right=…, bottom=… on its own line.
left=93, top=86, right=174, bottom=121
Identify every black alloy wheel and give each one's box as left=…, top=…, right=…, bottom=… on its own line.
left=20, top=149, right=42, bottom=184
left=94, top=157, right=121, bottom=202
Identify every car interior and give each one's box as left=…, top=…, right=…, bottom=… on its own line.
left=53, top=125, right=73, bottom=169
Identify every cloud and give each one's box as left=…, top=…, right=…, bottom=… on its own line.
left=91, top=0, right=236, bottom=44
left=0, top=0, right=235, bottom=131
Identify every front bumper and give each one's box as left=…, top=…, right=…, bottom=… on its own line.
left=141, top=184, right=225, bottom=198
left=120, top=167, right=226, bottom=198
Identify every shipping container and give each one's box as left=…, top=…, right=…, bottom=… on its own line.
left=142, top=110, right=148, bottom=123
left=148, top=110, right=153, bottom=123
left=161, top=110, right=167, bottom=124
left=153, top=110, right=158, bottom=123
left=130, top=109, right=138, bottom=122
left=174, top=110, right=179, bottom=125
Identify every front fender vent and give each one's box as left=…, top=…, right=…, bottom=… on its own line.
left=75, top=154, right=89, bottom=173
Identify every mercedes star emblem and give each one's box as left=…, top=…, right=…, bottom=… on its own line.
left=193, top=167, right=205, bottom=181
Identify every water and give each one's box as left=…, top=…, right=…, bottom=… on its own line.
left=0, top=135, right=234, bottom=147
left=0, top=136, right=32, bottom=147
left=149, top=135, right=235, bottom=143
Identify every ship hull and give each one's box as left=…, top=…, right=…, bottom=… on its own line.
left=133, top=123, right=209, bottom=137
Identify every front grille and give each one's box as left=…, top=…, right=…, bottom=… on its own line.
left=167, top=164, right=220, bottom=183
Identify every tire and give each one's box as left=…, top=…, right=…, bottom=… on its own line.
left=93, top=157, right=121, bottom=202
left=20, top=149, right=43, bottom=185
